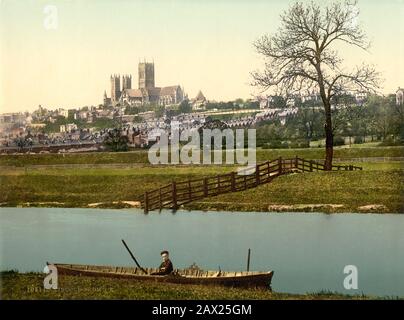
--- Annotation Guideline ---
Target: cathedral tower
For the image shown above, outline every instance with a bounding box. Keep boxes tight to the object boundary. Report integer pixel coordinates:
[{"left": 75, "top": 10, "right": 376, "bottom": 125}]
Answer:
[
  {"left": 138, "top": 61, "right": 155, "bottom": 89},
  {"left": 110, "top": 74, "right": 121, "bottom": 104},
  {"left": 122, "top": 75, "right": 132, "bottom": 90}
]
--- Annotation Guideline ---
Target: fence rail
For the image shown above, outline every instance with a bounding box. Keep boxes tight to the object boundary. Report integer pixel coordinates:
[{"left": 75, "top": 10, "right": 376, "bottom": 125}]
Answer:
[{"left": 142, "top": 157, "right": 362, "bottom": 213}]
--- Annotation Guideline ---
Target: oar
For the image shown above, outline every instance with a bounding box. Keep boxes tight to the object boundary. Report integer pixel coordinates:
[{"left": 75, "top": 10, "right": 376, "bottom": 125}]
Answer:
[{"left": 121, "top": 239, "right": 148, "bottom": 274}]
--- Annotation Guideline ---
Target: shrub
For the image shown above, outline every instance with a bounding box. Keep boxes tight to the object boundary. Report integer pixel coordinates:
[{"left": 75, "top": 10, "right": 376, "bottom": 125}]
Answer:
[
  {"left": 353, "top": 136, "right": 364, "bottom": 144},
  {"left": 267, "top": 140, "right": 289, "bottom": 149},
  {"left": 103, "top": 128, "right": 130, "bottom": 152},
  {"left": 289, "top": 140, "right": 310, "bottom": 148},
  {"left": 333, "top": 136, "right": 345, "bottom": 146},
  {"left": 378, "top": 138, "right": 404, "bottom": 146}
]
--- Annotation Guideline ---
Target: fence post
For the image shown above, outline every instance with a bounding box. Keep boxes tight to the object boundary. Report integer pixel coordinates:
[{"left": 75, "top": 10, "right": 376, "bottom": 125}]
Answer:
[
  {"left": 144, "top": 191, "right": 149, "bottom": 213},
  {"left": 310, "top": 160, "right": 313, "bottom": 172},
  {"left": 255, "top": 164, "right": 260, "bottom": 186},
  {"left": 278, "top": 157, "right": 283, "bottom": 174},
  {"left": 159, "top": 188, "right": 162, "bottom": 210},
  {"left": 188, "top": 180, "right": 192, "bottom": 201},
  {"left": 295, "top": 155, "right": 298, "bottom": 169},
  {"left": 203, "top": 178, "right": 208, "bottom": 197},
  {"left": 247, "top": 248, "right": 251, "bottom": 272},
  {"left": 172, "top": 182, "right": 177, "bottom": 210},
  {"left": 231, "top": 172, "right": 236, "bottom": 191}
]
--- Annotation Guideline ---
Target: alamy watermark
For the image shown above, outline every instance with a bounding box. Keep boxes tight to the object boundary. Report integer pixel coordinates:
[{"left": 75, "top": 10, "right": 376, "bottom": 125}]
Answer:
[
  {"left": 148, "top": 128, "right": 256, "bottom": 174},
  {"left": 43, "top": 5, "right": 58, "bottom": 30},
  {"left": 343, "top": 265, "right": 358, "bottom": 290}
]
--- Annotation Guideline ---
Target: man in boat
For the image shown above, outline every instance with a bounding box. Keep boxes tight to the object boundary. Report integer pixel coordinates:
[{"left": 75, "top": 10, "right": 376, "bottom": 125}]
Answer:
[{"left": 151, "top": 250, "right": 174, "bottom": 275}]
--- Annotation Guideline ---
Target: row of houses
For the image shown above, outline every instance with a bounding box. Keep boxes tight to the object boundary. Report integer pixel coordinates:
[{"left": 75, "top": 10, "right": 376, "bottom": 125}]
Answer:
[{"left": 257, "top": 91, "right": 374, "bottom": 109}]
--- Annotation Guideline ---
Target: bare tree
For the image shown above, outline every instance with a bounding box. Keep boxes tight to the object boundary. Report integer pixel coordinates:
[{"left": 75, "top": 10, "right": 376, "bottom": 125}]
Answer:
[{"left": 252, "top": 1, "right": 380, "bottom": 169}]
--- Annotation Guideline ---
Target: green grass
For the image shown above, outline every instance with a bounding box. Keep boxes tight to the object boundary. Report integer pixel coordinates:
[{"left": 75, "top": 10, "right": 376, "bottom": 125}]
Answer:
[
  {"left": 1, "top": 147, "right": 402, "bottom": 213},
  {"left": 309, "top": 140, "right": 385, "bottom": 148},
  {"left": 1, "top": 146, "right": 403, "bottom": 167},
  {"left": 339, "top": 142, "right": 383, "bottom": 148},
  {"left": 0, "top": 162, "right": 402, "bottom": 213},
  {"left": 186, "top": 169, "right": 403, "bottom": 213},
  {"left": 0, "top": 166, "right": 233, "bottom": 208},
  {"left": 0, "top": 272, "right": 379, "bottom": 300},
  {"left": 336, "top": 162, "right": 404, "bottom": 171}
]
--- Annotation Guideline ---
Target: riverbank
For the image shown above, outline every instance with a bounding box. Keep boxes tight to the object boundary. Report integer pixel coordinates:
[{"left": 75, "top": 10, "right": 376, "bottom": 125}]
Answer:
[
  {"left": 0, "top": 161, "right": 402, "bottom": 213},
  {"left": 0, "top": 272, "right": 381, "bottom": 300}
]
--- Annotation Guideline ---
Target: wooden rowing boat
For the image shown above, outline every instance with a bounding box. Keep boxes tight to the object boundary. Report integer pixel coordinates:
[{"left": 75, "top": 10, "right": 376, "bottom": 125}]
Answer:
[{"left": 50, "top": 263, "right": 274, "bottom": 289}]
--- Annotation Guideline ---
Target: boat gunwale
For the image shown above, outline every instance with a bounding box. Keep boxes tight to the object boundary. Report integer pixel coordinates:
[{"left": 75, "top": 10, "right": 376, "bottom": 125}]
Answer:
[{"left": 51, "top": 263, "right": 274, "bottom": 280}]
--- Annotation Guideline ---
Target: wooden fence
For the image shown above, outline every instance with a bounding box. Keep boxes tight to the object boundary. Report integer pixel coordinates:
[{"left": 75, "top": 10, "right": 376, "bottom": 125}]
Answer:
[{"left": 142, "top": 157, "right": 362, "bottom": 213}]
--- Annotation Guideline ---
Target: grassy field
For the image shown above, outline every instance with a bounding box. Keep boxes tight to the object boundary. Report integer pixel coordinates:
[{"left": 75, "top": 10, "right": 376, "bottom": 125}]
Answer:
[
  {"left": 0, "top": 161, "right": 402, "bottom": 213},
  {"left": 0, "top": 272, "right": 378, "bottom": 300},
  {"left": 309, "top": 140, "right": 386, "bottom": 148},
  {"left": 1, "top": 146, "right": 403, "bottom": 166},
  {"left": 0, "top": 146, "right": 402, "bottom": 213}
]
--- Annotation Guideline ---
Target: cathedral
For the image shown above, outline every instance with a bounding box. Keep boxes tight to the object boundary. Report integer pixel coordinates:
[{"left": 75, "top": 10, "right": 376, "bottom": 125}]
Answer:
[{"left": 104, "top": 61, "right": 185, "bottom": 107}]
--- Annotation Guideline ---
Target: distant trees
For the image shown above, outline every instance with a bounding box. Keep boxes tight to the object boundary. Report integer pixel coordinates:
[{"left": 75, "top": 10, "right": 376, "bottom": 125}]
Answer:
[
  {"left": 103, "top": 128, "right": 130, "bottom": 152},
  {"left": 321, "top": 94, "right": 403, "bottom": 145},
  {"left": 152, "top": 104, "right": 166, "bottom": 118},
  {"left": 43, "top": 116, "right": 69, "bottom": 133},
  {"left": 205, "top": 101, "right": 234, "bottom": 110},
  {"left": 205, "top": 99, "right": 259, "bottom": 111},
  {"left": 14, "top": 136, "right": 33, "bottom": 152},
  {"left": 253, "top": 92, "right": 403, "bottom": 148},
  {"left": 391, "top": 98, "right": 404, "bottom": 141},
  {"left": 178, "top": 100, "right": 192, "bottom": 114},
  {"left": 289, "top": 106, "right": 323, "bottom": 143},
  {"left": 269, "top": 96, "right": 287, "bottom": 109},
  {"left": 365, "top": 95, "right": 403, "bottom": 142},
  {"left": 124, "top": 105, "right": 143, "bottom": 115},
  {"left": 256, "top": 121, "right": 284, "bottom": 147},
  {"left": 15, "top": 137, "right": 26, "bottom": 152}
]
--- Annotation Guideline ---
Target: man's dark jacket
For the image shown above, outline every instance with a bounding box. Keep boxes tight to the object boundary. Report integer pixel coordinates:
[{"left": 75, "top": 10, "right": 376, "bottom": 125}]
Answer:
[{"left": 153, "top": 259, "right": 173, "bottom": 275}]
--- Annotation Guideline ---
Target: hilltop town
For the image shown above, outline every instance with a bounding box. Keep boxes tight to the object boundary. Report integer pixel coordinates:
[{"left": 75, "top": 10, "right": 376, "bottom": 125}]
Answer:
[{"left": 0, "top": 61, "right": 403, "bottom": 154}]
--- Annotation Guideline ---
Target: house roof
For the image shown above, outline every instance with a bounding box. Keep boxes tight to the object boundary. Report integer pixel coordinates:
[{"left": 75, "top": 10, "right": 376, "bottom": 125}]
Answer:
[{"left": 195, "top": 90, "right": 206, "bottom": 101}]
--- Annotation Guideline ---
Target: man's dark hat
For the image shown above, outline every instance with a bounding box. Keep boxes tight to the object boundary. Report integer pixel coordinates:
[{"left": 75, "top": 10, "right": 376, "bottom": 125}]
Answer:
[{"left": 160, "top": 250, "right": 169, "bottom": 255}]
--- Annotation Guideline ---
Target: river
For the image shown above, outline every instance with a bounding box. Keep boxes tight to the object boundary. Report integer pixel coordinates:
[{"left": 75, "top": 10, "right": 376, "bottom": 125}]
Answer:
[{"left": 0, "top": 207, "right": 403, "bottom": 297}]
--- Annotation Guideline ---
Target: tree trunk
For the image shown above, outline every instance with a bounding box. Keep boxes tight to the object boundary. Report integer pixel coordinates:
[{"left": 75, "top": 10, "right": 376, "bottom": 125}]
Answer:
[
  {"left": 324, "top": 106, "right": 334, "bottom": 170},
  {"left": 315, "top": 60, "right": 333, "bottom": 171}
]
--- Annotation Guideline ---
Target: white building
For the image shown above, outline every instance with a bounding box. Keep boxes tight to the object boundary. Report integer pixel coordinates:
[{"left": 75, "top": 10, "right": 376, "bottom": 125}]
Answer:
[
  {"left": 301, "top": 91, "right": 320, "bottom": 103},
  {"left": 58, "top": 108, "right": 69, "bottom": 118},
  {"left": 257, "top": 96, "right": 268, "bottom": 109},
  {"left": 355, "top": 92, "right": 368, "bottom": 103},
  {"left": 60, "top": 123, "right": 78, "bottom": 133},
  {"left": 396, "top": 88, "right": 404, "bottom": 105},
  {"left": 191, "top": 90, "right": 207, "bottom": 110}
]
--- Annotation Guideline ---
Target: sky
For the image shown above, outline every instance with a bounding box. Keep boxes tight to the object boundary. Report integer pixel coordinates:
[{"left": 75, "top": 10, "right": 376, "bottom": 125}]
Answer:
[{"left": 0, "top": 0, "right": 403, "bottom": 113}]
